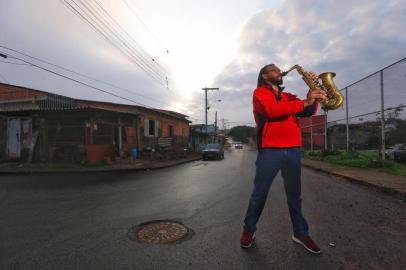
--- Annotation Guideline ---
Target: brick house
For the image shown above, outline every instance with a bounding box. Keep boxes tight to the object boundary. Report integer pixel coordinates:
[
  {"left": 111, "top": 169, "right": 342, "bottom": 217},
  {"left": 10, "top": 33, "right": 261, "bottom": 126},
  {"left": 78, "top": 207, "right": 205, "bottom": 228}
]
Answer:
[{"left": 0, "top": 83, "right": 190, "bottom": 163}]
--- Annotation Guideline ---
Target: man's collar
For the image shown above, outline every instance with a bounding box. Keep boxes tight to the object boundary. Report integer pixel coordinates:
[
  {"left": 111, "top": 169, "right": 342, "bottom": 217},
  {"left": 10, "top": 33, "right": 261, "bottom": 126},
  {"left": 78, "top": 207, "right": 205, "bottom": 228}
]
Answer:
[{"left": 263, "top": 84, "right": 285, "bottom": 92}]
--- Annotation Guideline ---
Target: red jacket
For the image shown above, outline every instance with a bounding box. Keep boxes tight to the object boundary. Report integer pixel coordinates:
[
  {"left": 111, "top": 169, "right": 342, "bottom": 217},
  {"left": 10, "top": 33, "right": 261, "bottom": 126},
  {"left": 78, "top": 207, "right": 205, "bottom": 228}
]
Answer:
[{"left": 253, "top": 85, "right": 318, "bottom": 149}]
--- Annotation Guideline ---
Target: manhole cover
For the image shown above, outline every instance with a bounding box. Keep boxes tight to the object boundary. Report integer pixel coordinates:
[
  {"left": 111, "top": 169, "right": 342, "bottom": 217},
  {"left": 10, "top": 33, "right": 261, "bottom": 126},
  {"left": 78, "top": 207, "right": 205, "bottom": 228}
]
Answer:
[{"left": 136, "top": 221, "right": 189, "bottom": 244}]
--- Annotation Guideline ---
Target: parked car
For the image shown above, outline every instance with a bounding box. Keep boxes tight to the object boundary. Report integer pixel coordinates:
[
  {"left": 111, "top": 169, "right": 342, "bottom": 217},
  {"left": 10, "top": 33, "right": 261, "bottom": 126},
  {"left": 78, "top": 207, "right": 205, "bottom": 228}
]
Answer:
[
  {"left": 385, "top": 144, "right": 405, "bottom": 160},
  {"left": 393, "top": 145, "right": 406, "bottom": 163},
  {"left": 202, "top": 143, "right": 224, "bottom": 160}
]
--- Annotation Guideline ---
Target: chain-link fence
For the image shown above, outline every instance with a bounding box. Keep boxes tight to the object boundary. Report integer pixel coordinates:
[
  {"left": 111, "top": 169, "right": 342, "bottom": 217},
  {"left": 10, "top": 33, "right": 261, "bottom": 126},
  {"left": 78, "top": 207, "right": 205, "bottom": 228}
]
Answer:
[{"left": 301, "top": 57, "right": 406, "bottom": 161}]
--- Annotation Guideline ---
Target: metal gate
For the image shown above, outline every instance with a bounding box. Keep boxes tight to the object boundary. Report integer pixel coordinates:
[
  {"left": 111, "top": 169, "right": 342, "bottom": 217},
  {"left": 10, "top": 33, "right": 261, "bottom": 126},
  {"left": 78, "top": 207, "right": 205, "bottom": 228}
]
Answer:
[{"left": 7, "top": 117, "right": 21, "bottom": 158}]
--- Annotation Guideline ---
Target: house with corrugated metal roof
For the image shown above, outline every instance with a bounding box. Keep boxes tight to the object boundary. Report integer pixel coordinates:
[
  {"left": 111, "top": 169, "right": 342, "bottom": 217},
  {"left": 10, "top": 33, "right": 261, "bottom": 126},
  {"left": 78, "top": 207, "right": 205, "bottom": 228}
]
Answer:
[{"left": 0, "top": 83, "right": 191, "bottom": 164}]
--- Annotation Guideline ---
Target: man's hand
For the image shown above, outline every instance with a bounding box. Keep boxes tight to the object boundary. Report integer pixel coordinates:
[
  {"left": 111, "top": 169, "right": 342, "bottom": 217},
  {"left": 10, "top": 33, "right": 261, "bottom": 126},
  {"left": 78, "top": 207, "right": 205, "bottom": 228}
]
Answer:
[{"left": 304, "top": 89, "right": 327, "bottom": 107}]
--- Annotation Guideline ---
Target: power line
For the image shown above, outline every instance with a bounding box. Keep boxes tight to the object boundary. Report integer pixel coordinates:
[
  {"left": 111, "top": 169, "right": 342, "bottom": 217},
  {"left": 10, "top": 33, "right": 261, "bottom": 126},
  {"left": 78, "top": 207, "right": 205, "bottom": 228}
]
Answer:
[
  {"left": 61, "top": 0, "right": 158, "bottom": 83},
  {"left": 81, "top": 0, "right": 165, "bottom": 78},
  {"left": 1, "top": 51, "right": 184, "bottom": 121},
  {"left": 0, "top": 45, "right": 169, "bottom": 107},
  {"left": 89, "top": 0, "right": 172, "bottom": 92},
  {"left": 63, "top": 0, "right": 175, "bottom": 93},
  {"left": 82, "top": 0, "right": 166, "bottom": 80},
  {"left": 0, "top": 59, "right": 30, "bottom": 66},
  {"left": 188, "top": 117, "right": 205, "bottom": 122},
  {"left": 67, "top": 0, "right": 163, "bottom": 83},
  {"left": 92, "top": 0, "right": 167, "bottom": 73},
  {"left": 1, "top": 51, "right": 158, "bottom": 109},
  {"left": 225, "top": 121, "right": 256, "bottom": 126},
  {"left": 60, "top": 0, "right": 168, "bottom": 87},
  {"left": 121, "top": 0, "right": 170, "bottom": 54}
]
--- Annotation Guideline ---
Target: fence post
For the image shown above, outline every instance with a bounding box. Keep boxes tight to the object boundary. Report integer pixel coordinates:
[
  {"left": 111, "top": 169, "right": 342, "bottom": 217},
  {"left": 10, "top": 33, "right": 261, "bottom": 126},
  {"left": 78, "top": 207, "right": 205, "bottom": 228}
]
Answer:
[
  {"left": 310, "top": 116, "right": 313, "bottom": 152},
  {"left": 324, "top": 110, "right": 327, "bottom": 151},
  {"left": 345, "top": 87, "right": 349, "bottom": 152},
  {"left": 380, "top": 70, "right": 385, "bottom": 161}
]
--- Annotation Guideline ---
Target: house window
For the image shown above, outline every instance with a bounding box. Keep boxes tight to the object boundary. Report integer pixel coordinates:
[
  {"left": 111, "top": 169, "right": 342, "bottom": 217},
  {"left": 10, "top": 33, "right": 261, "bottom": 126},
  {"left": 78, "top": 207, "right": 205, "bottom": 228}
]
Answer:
[
  {"left": 144, "top": 118, "right": 159, "bottom": 137},
  {"left": 149, "top": 119, "right": 155, "bottom": 136},
  {"left": 169, "top": 125, "right": 174, "bottom": 137},
  {"left": 182, "top": 128, "right": 186, "bottom": 143}
]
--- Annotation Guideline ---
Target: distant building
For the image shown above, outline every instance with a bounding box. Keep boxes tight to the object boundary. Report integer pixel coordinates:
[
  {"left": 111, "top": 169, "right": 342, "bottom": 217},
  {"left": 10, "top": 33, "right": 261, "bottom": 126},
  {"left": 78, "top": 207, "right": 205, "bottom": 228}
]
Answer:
[
  {"left": 189, "top": 124, "right": 223, "bottom": 152},
  {"left": 0, "top": 83, "right": 190, "bottom": 163}
]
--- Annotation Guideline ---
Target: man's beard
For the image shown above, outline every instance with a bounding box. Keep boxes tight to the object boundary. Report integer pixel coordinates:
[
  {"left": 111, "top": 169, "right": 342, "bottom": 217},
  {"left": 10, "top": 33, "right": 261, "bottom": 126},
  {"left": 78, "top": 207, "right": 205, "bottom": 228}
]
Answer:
[{"left": 270, "top": 77, "right": 283, "bottom": 85}]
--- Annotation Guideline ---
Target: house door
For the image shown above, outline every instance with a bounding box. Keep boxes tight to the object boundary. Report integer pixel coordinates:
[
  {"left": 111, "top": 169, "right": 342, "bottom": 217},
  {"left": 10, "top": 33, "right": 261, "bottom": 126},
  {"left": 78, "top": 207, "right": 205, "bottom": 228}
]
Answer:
[{"left": 7, "top": 118, "right": 21, "bottom": 158}]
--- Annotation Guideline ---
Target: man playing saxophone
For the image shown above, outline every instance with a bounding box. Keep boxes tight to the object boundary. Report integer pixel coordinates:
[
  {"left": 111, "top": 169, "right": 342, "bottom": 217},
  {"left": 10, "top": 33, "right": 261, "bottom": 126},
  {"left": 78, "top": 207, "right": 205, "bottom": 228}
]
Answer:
[{"left": 240, "top": 63, "right": 326, "bottom": 254}]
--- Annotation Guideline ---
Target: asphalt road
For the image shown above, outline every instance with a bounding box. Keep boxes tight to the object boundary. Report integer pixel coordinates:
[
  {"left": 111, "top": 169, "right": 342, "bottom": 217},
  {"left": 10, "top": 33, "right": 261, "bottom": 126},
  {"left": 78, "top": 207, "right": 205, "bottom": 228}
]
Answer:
[{"left": 1, "top": 147, "right": 405, "bottom": 270}]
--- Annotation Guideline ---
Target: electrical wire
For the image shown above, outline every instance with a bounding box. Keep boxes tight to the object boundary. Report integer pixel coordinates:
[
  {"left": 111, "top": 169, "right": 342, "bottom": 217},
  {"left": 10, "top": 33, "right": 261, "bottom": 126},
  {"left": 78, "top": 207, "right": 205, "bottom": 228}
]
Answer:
[
  {"left": 66, "top": 0, "right": 163, "bottom": 84},
  {"left": 92, "top": 0, "right": 166, "bottom": 72},
  {"left": 79, "top": 0, "right": 165, "bottom": 79},
  {"left": 60, "top": 0, "right": 168, "bottom": 87},
  {"left": 121, "top": 0, "right": 170, "bottom": 54},
  {"left": 89, "top": 0, "right": 173, "bottom": 92},
  {"left": 0, "top": 45, "right": 169, "bottom": 107},
  {"left": 0, "top": 59, "right": 31, "bottom": 66},
  {"left": 61, "top": 0, "right": 159, "bottom": 83},
  {"left": 1, "top": 51, "right": 156, "bottom": 108}
]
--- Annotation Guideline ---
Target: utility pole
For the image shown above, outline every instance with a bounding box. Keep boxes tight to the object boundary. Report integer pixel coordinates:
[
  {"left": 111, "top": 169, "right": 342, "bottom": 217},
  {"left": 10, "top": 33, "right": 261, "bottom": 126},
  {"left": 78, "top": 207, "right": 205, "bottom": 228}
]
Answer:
[
  {"left": 214, "top": 111, "right": 218, "bottom": 135},
  {"left": 202, "top": 87, "right": 219, "bottom": 141},
  {"left": 307, "top": 115, "right": 312, "bottom": 152},
  {"left": 221, "top": 118, "right": 228, "bottom": 132},
  {"left": 324, "top": 109, "right": 328, "bottom": 151},
  {"left": 380, "top": 70, "right": 385, "bottom": 161}
]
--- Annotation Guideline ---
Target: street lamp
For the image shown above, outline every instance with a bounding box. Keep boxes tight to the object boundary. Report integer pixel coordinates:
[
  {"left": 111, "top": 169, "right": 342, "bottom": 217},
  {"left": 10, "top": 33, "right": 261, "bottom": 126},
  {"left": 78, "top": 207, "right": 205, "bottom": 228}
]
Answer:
[{"left": 0, "top": 53, "right": 7, "bottom": 59}]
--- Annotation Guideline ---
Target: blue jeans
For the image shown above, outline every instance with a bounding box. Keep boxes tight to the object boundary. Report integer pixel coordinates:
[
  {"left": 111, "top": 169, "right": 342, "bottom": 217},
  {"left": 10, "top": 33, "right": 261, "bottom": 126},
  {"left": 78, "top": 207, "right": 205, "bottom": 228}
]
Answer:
[{"left": 243, "top": 148, "right": 309, "bottom": 236}]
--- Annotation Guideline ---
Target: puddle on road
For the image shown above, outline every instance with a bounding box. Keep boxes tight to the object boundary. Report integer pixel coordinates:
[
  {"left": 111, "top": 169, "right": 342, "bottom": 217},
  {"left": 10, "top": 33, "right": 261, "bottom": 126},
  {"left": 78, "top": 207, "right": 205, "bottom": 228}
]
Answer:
[{"left": 191, "top": 162, "right": 209, "bottom": 168}]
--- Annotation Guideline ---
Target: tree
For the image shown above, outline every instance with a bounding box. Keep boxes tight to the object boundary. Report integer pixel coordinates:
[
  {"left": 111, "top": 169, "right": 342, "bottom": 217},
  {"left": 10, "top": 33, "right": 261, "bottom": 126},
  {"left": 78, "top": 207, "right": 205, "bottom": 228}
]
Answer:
[{"left": 228, "top": 125, "right": 256, "bottom": 143}]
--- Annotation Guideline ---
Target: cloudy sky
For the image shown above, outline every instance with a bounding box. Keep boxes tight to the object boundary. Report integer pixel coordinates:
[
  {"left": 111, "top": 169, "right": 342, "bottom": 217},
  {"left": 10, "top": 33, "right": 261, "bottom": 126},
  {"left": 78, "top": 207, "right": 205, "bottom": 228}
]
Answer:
[{"left": 1, "top": 0, "right": 405, "bottom": 127}]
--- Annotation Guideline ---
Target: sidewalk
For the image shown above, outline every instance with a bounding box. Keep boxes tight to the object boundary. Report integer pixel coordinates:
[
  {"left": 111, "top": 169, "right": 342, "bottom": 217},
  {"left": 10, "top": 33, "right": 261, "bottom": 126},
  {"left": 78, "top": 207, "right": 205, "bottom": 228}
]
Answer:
[
  {"left": 0, "top": 155, "right": 202, "bottom": 175},
  {"left": 302, "top": 158, "right": 406, "bottom": 196}
]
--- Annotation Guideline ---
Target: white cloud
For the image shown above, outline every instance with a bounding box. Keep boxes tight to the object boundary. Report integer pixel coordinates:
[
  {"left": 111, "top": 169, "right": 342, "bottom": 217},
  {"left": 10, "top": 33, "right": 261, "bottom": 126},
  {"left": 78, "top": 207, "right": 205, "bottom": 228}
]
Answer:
[
  {"left": 188, "top": 0, "right": 406, "bottom": 126},
  {"left": 1, "top": 0, "right": 405, "bottom": 126},
  {"left": 0, "top": 0, "right": 280, "bottom": 116}
]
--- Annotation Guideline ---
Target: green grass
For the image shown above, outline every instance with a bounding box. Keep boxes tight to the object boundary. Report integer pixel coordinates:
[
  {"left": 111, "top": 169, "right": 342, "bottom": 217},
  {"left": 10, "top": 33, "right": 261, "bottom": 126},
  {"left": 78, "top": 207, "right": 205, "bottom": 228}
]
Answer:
[{"left": 303, "top": 149, "right": 406, "bottom": 177}]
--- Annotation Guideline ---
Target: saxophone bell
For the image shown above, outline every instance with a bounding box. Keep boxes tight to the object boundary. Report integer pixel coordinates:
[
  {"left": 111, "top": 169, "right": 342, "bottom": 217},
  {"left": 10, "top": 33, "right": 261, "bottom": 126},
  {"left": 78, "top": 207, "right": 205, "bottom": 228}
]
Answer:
[{"left": 281, "top": 64, "right": 344, "bottom": 110}]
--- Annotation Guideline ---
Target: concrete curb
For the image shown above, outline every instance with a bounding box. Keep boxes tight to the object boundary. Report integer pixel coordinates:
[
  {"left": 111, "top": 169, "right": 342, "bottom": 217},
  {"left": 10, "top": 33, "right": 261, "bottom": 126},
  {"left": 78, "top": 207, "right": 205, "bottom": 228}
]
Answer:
[
  {"left": 302, "top": 162, "right": 406, "bottom": 197},
  {"left": 0, "top": 156, "right": 202, "bottom": 175}
]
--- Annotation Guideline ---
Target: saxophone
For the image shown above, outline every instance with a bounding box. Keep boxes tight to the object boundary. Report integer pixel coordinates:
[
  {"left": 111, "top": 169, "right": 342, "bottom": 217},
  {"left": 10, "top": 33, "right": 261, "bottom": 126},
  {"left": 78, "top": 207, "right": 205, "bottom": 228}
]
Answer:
[{"left": 281, "top": 64, "right": 344, "bottom": 110}]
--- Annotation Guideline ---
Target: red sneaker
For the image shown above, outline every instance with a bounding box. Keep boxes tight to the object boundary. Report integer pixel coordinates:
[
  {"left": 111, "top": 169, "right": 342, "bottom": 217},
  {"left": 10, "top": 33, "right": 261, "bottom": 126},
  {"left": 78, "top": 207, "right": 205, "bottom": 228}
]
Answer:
[
  {"left": 240, "top": 231, "right": 256, "bottom": 249},
  {"left": 292, "top": 235, "right": 321, "bottom": 254}
]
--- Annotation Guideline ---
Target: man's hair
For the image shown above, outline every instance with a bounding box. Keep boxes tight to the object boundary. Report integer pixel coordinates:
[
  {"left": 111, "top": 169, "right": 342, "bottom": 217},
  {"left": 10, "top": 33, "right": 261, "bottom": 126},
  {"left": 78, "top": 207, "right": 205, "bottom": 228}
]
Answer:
[
  {"left": 257, "top": 64, "right": 277, "bottom": 87},
  {"left": 257, "top": 63, "right": 283, "bottom": 101}
]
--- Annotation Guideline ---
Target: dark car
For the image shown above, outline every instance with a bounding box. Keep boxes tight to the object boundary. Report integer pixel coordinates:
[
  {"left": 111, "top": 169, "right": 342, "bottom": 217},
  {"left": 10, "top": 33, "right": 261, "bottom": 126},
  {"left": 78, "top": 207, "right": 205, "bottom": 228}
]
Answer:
[{"left": 202, "top": 143, "right": 224, "bottom": 160}]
